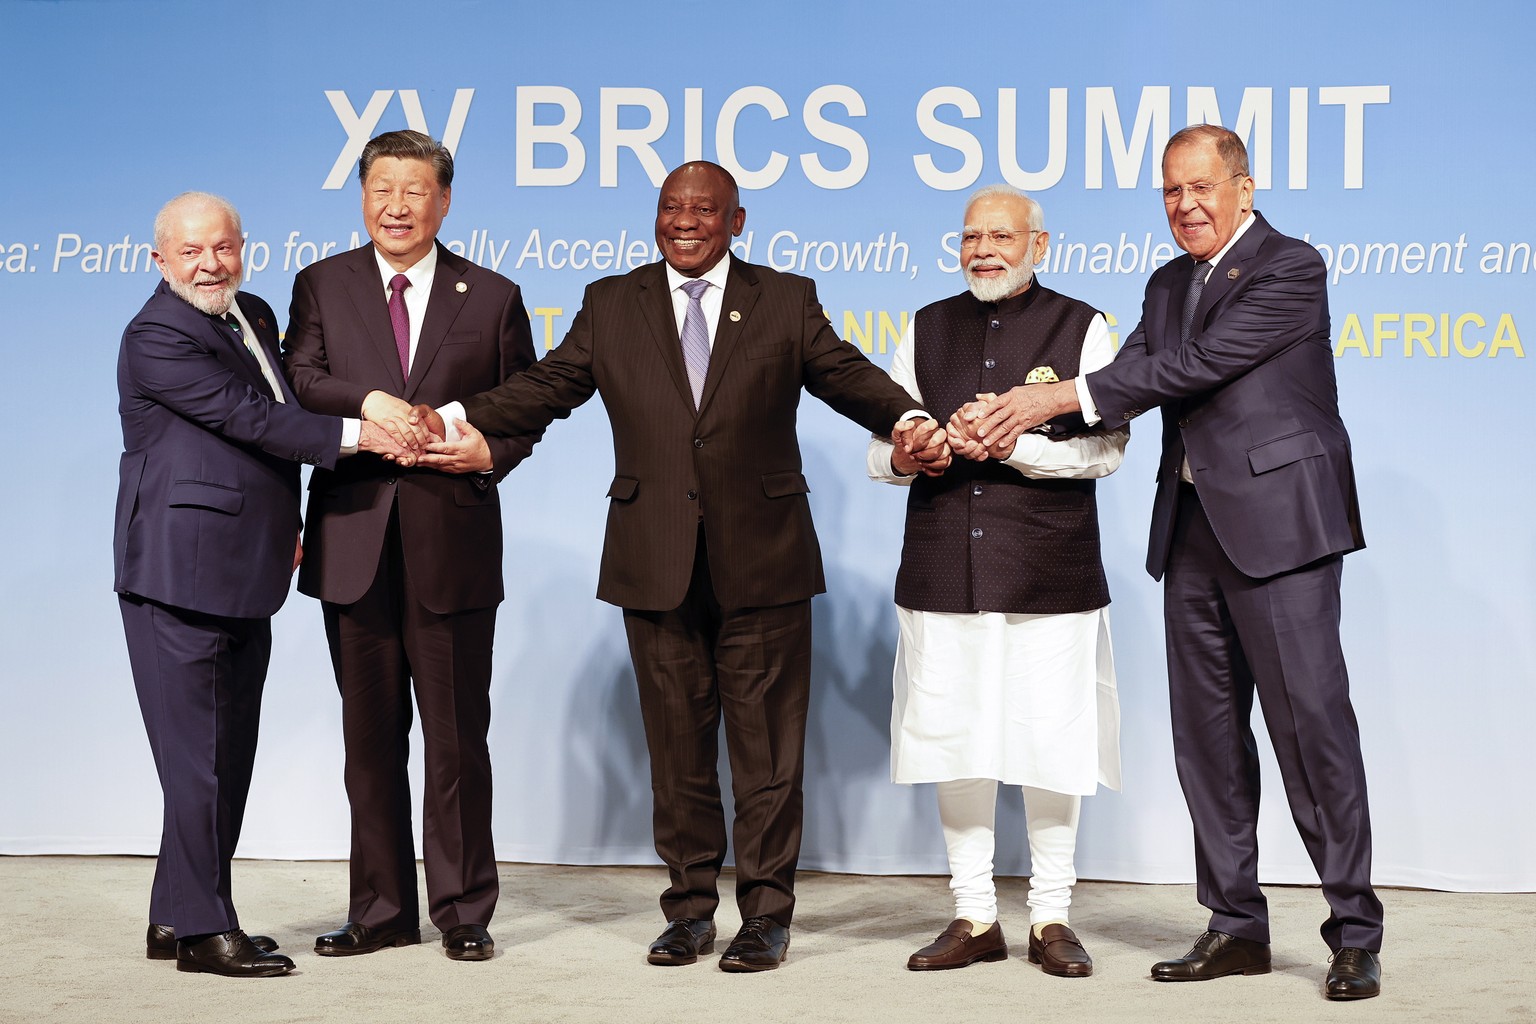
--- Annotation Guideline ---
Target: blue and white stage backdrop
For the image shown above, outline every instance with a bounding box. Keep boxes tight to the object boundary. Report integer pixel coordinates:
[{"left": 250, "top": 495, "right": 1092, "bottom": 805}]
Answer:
[{"left": 2, "top": 0, "right": 1530, "bottom": 892}]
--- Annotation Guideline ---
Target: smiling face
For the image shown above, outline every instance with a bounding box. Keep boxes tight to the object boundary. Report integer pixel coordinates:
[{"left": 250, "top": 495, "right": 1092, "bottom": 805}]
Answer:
[
  {"left": 363, "top": 155, "right": 451, "bottom": 271},
  {"left": 1162, "top": 138, "right": 1253, "bottom": 261},
  {"left": 152, "top": 198, "right": 243, "bottom": 316},
  {"left": 960, "top": 193, "right": 1047, "bottom": 302},
  {"left": 654, "top": 162, "right": 745, "bottom": 278}
]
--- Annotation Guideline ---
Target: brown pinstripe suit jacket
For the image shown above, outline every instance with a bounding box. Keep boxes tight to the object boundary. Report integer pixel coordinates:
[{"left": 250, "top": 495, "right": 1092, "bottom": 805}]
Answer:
[{"left": 463, "top": 257, "right": 915, "bottom": 611}]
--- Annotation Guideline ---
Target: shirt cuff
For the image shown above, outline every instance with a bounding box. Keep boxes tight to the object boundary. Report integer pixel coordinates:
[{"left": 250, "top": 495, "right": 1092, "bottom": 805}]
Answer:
[
  {"left": 438, "top": 401, "right": 466, "bottom": 442},
  {"left": 1074, "top": 377, "right": 1101, "bottom": 426},
  {"left": 340, "top": 417, "right": 361, "bottom": 454}
]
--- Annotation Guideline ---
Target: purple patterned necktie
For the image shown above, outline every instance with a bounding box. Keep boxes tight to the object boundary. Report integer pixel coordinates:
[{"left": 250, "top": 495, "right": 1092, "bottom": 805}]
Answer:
[
  {"left": 679, "top": 278, "right": 711, "bottom": 408},
  {"left": 389, "top": 273, "right": 411, "bottom": 376}
]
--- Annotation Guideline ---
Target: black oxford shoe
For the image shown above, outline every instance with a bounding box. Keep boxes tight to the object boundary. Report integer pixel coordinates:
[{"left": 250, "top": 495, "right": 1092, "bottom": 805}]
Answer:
[
  {"left": 1325, "top": 947, "right": 1381, "bottom": 1000},
  {"left": 147, "top": 924, "right": 277, "bottom": 960},
  {"left": 176, "top": 930, "right": 295, "bottom": 977},
  {"left": 314, "top": 921, "right": 421, "bottom": 956},
  {"left": 648, "top": 918, "right": 717, "bottom": 966},
  {"left": 1151, "top": 930, "right": 1271, "bottom": 981},
  {"left": 443, "top": 923, "right": 494, "bottom": 961},
  {"left": 719, "top": 916, "right": 790, "bottom": 973}
]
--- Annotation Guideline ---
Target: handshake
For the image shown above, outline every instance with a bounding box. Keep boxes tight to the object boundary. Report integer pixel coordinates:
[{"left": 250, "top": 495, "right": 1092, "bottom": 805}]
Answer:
[
  {"left": 889, "top": 388, "right": 1044, "bottom": 478},
  {"left": 356, "top": 392, "right": 488, "bottom": 474}
]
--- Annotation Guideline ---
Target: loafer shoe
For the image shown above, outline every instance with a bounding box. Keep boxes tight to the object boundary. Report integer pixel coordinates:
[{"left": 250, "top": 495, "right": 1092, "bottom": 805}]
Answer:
[
  {"left": 1028, "top": 923, "right": 1092, "bottom": 977},
  {"left": 314, "top": 921, "right": 421, "bottom": 957},
  {"left": 648, "top": 918, "right": 716, "bottom": 966},
  {"left": 906, "top": 919, "right": 1007, "bottom": 970},
  {"left": 1152, "top": 930, "right": 1271, "bottom": 981}
]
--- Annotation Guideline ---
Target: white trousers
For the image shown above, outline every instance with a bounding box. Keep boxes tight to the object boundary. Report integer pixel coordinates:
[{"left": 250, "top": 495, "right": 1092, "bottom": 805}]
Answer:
[{"left": 937, "top": 778, "right": 1081, "bottom": 927}]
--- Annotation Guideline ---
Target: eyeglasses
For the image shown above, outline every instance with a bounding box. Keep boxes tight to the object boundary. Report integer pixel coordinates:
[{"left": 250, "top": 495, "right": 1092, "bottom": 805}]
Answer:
[
  {"left": 1160, "top": 173, "right": 1243, "bottom": 203},
  {"left": 959, "top": 229, "right": 1036, "bottom": 248}
]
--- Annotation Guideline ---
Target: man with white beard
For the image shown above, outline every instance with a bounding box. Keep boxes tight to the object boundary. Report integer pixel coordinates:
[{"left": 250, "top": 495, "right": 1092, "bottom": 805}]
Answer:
[
  {"left": 868, "top": 184, "right": 1126, "bottom": 977},
  {"left": 114, "top": 192, "right": 408, "bottom": 977}
]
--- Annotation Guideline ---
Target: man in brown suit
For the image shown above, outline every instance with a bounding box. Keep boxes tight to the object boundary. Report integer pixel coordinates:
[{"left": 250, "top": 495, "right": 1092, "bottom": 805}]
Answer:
[
  {"left": 283, "top": 130, "right": 540, "bottom": 962},
  {"left": 418, "top": 161, "right": 947, "bottom": 971}
]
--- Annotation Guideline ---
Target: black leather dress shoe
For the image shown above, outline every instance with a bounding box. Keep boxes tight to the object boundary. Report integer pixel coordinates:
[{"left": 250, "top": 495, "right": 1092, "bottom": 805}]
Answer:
[
  {"left": 442, "top": 923, "right": 494, "bottom": 962},
  {"left": 147, "top": 924, "right": 277, "bottom": 960},
  {"left": 719, "top": 916, "right": 790, "bottom": 973},
  {"left": 648, "top": 918, "right": 716, "bottom": 966},
  {"left": 1151, "top": 930, "right": 1271, "bottom": 981},
  {"left": 176, "top": 930, "right": 295, "bottom": 977},
  {"left": 1028, "top": 923, "right": 1093, "bottom": 978},
  {"left": 314, "top": 921, "right": 422, "bottom": 957},
  {"left": 1325, "top": 947, "right": 1381, "bottom": 1000},
  {"left": 906, "top": 919, "right": 1007, "bottom": 970}
]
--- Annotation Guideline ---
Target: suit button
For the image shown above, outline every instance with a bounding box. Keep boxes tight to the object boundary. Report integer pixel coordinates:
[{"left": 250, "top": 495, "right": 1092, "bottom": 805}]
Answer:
[
  {"left": 990, "top": 319, "right": 1000, "bottom": 329},
  {"left": 973, "top": 485, "right": 983, "bottom": 496},
  {"left": 686, "top": 489, "right": 698, "bottom": 501},
  {"left": 1178, "top": 417, "right": 1191, "bottom": 427},
  {"left": 970, "top": 527, "right": 984, "bottom": 539},
  {"left": 984, "top": 358, "right": 996, "bottom": 369},
  {"left": 385, "top": 477, "right": 396, "bottom": 485},
  {"left": 693, "top": 438, "right": 704, "bottom": 448}
]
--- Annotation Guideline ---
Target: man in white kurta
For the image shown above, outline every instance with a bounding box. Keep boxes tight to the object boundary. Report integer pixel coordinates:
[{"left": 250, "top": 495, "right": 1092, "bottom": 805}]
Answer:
[{"left": 869, "top": 185, "right": 1125, "bottom": 977}]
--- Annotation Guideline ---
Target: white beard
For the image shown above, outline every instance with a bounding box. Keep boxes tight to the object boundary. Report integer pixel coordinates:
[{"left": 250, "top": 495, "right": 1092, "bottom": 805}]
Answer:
[
  {"left": 964, "top": 258, "right": 1034, "bottom": 303},
  {"left": 170, "top": 275, "right": 240, "bottom": 316}
]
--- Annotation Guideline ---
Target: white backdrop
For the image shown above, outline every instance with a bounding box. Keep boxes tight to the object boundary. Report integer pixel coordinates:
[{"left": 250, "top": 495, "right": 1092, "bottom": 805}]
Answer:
[{"left": 1, "top": 0, "right": 1532, "bottom": 893}]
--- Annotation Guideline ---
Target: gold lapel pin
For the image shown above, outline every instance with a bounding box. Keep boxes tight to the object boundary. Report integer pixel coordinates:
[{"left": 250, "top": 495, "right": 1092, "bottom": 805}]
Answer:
[
  {"left": 729, "top": 310, "right": 741, "bottom": 322},
  {"left": 257, "top": 318, "right": 269, "bottom": 328},
  {"left": 456, "top": 281, "right": 468, "bottom": 293},
  {"left": 1227, "top": 268, "right": 1240, "bottom": 280}
]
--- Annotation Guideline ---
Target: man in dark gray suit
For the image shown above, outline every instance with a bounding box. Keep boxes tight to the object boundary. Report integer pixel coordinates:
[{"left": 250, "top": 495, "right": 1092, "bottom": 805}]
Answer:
[
  {"left": 954, "top": 125, "right": 1383, "bottom": 1000},
  {"left": 417, "top": 161, "right": 946, "bottom": 972}
]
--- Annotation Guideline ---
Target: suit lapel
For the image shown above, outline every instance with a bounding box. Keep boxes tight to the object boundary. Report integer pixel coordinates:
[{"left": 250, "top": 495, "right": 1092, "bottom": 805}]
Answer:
[
  {"left": 698, "top": 260, "right": 759, "bottom": 414},
  {"left": 638, "top": 264, "right": 697, "bottom": 412},
  {"left": 230, "top": 295, "right": 284, "bottom": 401},
  {"left": 340, "top": 246, "right": 406, "bottom": 391},
  {"left": 407, "top": 244, "right": 470, "bottom": 401},
  {"left": 1193, "top": 212, "right": 1274, "bottom": 334}
]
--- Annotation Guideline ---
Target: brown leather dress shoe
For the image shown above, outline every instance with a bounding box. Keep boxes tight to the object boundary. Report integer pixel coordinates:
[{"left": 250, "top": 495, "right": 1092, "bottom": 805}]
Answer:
[
  {"left": 647, "top": 918, "right": 716, "bottom": 966},
  {"left": 718, "top": 916, "right": 789, "bottom": 972},
  {"left": 314, "top": 921, "right": 422, "bottom": 956},
  {"left": 176, "top": 930, "right": 295, "bottom": 977},
  {"left": 1151, "top": 930, "right": 1271, "bottom": 981},
  {"left": 147, "top": 924, "right": 277, "bottom": 960},
  {"left": 1028, "top": 923, "right": 1092, "bottom": 977},
  {"left": 1325, "top": 947, "right": 1381, "bottom": 1000},
  {"left": 442, "top": 923, "right": 494, "bottom": 961},
  {"left": 906, "top": 919, "right": 1008, "bottom": 971}
]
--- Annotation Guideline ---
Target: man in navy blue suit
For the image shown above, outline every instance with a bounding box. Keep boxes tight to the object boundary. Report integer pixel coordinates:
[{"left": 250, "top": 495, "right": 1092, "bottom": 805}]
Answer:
[
  {"left": 953, "top": 125, "right": 1383, "bottom": 1001},
  {"left": 114, "top": 192, "right": 408, "bottom": 977}
]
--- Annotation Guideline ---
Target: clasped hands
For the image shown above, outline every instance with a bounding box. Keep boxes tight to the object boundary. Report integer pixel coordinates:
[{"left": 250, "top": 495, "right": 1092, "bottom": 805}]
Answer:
[
  {"left": 946, "top": 381, "right": 1070, "bottom": 461},
  {"left": 357, "top": 391, "right": 490, "bottom": 474}
]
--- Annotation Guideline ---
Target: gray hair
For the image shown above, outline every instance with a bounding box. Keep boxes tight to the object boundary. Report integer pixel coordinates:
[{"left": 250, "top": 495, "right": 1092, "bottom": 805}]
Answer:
[
  {"left": 964, "top": 184, "right": 1044, "bottom": 232},
  {"left": 153, "top": 191, "right": 241, "bottom": 251},
  {"left": 1165, "top": 124, "right": 1250, "bottom": 178}
]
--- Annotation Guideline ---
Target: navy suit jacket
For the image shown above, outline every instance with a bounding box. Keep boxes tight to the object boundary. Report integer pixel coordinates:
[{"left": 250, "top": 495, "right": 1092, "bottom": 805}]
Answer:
[
  {"left": 114, "top": 283, "right": 343, "bottom": 618},
  {"left": 1085, "top": 213, "right": 1364, "bottom": 581},
  {"left": 462, "top": 258, "right": 916, "bottom": 612}
]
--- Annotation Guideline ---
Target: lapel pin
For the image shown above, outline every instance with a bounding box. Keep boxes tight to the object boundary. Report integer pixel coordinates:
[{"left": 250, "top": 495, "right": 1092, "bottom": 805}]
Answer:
[
  {"left": 729, "top": 310, "right": 741, "bottom": 322},
  {"left": 1227, "top": 268, "right": 1240, "bottom": 280},
  {"left": 456, "top": 281, "right": 468, "bottom": 293},
  {"left": 257, "top": 317, "right": 268, "bottom": 328}
]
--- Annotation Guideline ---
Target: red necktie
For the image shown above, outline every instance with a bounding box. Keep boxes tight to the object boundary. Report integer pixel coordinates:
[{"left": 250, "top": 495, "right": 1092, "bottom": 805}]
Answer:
[{"left": 389, "top": 273, "right": 410, "bottom": 376}]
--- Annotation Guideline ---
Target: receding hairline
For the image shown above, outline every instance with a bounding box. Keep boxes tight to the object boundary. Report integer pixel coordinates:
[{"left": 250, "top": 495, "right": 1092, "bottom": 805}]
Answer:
[
  {"left": 153, "top": 191, "right": 242, "bottom": 252},
  {"left": 1163, "top": 124, "right": 1251, "bottom": 178},
  {"left": 660, "top": 161, "right": 741, "bottom": 209},
  {"left": 962, "top": 184, "right": 1044, "bottom": 233}
]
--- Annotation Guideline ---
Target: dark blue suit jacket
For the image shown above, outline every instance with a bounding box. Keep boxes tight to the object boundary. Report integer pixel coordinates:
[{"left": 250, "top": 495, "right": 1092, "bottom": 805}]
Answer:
[
  {"left": 114, "top": 282, "right": 343, "bottom": 618},
  {"left": 1085, "top": 212, "right": 1364, "bottom": 580}
]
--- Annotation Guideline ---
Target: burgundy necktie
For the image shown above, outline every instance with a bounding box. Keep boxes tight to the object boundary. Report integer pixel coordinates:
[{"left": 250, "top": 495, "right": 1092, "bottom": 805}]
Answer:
[{"left": 388, "top": 273, "right": 411, "bottom": 376}]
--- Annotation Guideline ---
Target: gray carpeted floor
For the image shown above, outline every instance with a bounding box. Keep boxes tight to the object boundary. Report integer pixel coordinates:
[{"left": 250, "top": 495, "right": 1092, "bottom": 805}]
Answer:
[{"left": 1, "top": 857, "right": 1530, "bottom": 1023}]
